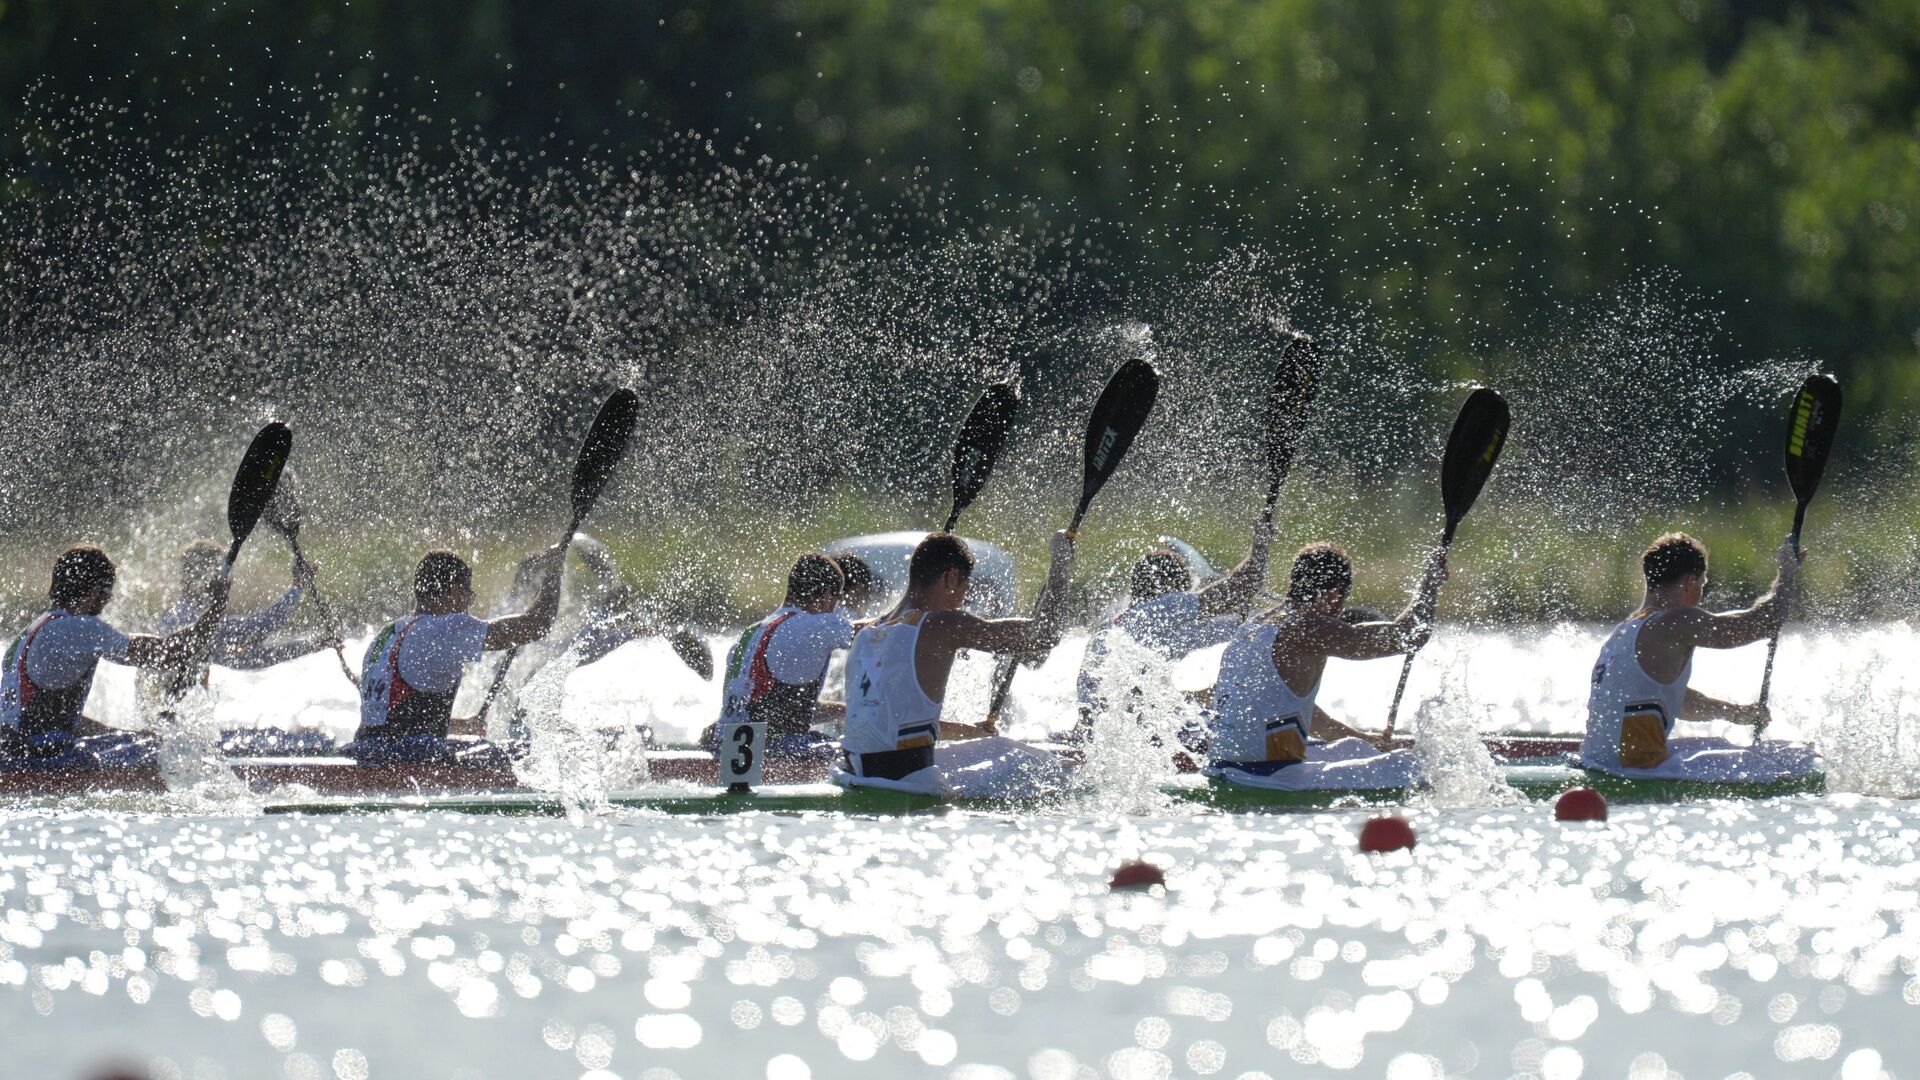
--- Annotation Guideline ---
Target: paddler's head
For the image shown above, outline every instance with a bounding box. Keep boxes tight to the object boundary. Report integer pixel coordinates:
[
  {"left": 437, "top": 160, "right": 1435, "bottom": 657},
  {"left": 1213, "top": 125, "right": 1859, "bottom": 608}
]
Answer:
[
  {"left": 783, "top": 552, "right": 846, "bottom": 615},
  {"left": 1642, "top": 532, "right": 1708, "bottom": 605},
  {"left": 179, "top": 539, "right": 226, "bottom": 594},
  {"left": 414, "top": 550, "right": 475, "bottom": 615},
  {"left": 907, "top": 532, "right": 974, "bottom": 612},
  {"left": 1130, "top": 548, "right": 1192, "bottom": 602},
  {"left": 1287, "top": 542, "right": 1352, "bottom": 615},
  {"left": 828, "top": 551, "right": 875, "bottom": 615},
  {"left": 50, "top": 544, "right": 117, "bottom": 615}
]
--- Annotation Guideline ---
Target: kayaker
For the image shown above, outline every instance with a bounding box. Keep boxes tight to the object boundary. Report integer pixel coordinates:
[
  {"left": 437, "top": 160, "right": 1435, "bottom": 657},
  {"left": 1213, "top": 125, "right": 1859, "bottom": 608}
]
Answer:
[
  {"left": 1583, "top": 533, "right": 1813, "bottom": 782},
  {"left": 0, "top": 544, "right": 228, "bottom": 768},
  {"left": 824, "top": 550, "right": 878, "bottom": 617},
  {"left": 710, "top": 552, "right": 856, "bottom": 763},
  {"left": 838, "top": 530, "right": 1075, "bottom": 797},
  {"left": 1073, "top": 516, "right": 1274, "bottom": 744},
  {"left": 1206, "top": 542, "right": 1447, "bottom": 791},
  {"left": 347, "top": 546, "right": 563, "bottom": 765},
  {"left": 140, "top": 540, "right": 343, "bottom": 747}
]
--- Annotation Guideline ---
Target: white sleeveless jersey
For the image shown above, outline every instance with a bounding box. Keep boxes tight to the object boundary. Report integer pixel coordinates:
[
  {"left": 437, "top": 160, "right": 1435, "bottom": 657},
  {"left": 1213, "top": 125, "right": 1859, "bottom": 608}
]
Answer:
[
  {"left": 1584, "top": 610, "right": 1690, "bottom": 770},
  {"left": 1209, "top": 620, "right": 1318, "bottom": 765},
  {"left": 842, "top": 611, "right": 941, "bottom": 756}
]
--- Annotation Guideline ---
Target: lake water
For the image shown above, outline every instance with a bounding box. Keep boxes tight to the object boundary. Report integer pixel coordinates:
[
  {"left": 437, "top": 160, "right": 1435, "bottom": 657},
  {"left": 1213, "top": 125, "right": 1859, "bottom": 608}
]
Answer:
[{"left": 5, "top": 626, "right": 1919, "bottom": 1078}]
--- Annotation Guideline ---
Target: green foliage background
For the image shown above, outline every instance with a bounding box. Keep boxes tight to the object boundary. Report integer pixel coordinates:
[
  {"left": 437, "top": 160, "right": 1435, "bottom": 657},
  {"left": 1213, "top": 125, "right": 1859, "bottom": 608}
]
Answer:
[
  {"left": 1, "top": 0, "right": 1917, "bottom": 625},
  {"left": 4, "top": 0, "right": 1915, "bottom": 401}
]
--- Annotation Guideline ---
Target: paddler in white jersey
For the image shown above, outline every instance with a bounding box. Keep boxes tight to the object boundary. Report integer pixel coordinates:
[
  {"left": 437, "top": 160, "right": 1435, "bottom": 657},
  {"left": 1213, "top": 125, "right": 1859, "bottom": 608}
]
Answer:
[
  {"left": 711, "top": 552, "right": 857, "bottom": 762},
  {"left": 140, "top": 539, "right": 343, "bottom": 752},
  {"left": 348, "top": 546, "right": 562, "bottom": 765},
  {"left": 840, "top": 530, "right": 1075, "bottom": 798},
  {"left": 1583, "top": 532, "right": 1813, "bottom": 782},
  {"left": 1074, "top": 517, "right": 1274, "bottom": 745},
  {"left": 1, "top": 545, "right": 227, "bottom": 768},
  {"left": 1207, "top": 542, "right": 1446, "bottom": 790}
]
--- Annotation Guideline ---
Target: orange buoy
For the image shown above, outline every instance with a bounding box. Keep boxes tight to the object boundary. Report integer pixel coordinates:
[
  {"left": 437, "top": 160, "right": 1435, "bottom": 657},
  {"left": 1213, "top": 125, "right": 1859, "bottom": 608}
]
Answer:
[
  {"left": 1110, "top": 860, "right": 1166, "bottom": 890},
  {"left": 1555, "top": 787, "right": 1608, "bottom": 821},
  {"left": 1358, "top": 815, "right": 1416, "bottom": 852}
]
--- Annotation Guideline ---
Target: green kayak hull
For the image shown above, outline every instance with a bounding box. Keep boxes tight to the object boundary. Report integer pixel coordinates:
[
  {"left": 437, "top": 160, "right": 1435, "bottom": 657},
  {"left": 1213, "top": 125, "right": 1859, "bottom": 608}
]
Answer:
[{"left": 258, "top": 763, "right": 1825, "bottom": 816}]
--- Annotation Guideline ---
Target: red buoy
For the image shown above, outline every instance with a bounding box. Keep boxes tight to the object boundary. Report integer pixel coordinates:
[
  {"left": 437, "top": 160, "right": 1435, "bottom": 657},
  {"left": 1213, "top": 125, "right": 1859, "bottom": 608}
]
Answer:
[
  {"left": 1555, "top": 787, "right": 1609, "bottom": 822},
  {"left": 1110, "top": 860, "right": 1166, "bottom": 890},
  {"left": 1358, "top": 815, "right": 1416, "bottom": 852}
]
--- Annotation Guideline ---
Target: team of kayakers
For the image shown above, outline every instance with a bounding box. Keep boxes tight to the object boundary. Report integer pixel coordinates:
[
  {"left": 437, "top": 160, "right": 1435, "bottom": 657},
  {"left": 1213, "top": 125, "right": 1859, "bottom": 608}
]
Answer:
[{"left": 0, "top": 384, "right": 1822, "bottom": 797}]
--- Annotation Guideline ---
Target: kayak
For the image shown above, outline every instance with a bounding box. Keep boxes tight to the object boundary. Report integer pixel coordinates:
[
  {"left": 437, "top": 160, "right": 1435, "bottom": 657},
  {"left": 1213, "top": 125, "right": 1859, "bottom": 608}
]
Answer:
[{"left": 0, "top": 735, "right": 1822, "bottom": 811}]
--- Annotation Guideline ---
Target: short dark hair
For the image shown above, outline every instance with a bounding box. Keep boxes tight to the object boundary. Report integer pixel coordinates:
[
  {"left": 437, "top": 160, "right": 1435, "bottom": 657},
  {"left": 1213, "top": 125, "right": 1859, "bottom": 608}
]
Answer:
[
  {"left": 50, "top": 545, "right": 116, "bottom": 608},
  {"left": 1287, "top": 542, "right": 1353, "bottom": 603},
  {"left": 1643, "top": 533, "right": 1708, "bottom": 587},
  {"left": 830, "top": 552, "right": 874, "bottom": 597},
  {"left": 908, "top": 532, "right": 974, "bottom": 590},
  {"left": 414, "top": 550, "right": 473, "bottom": 601},
  {"left": 785, "top": 551, "right": 846, "bottom": 606},
  {"left": 1130, "top": 548, "right": 1191, "bottom": 601}
]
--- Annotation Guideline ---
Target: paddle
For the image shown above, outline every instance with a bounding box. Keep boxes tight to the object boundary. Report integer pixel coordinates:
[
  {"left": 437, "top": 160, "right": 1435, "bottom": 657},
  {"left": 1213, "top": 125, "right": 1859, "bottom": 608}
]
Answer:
[
  {"left": 166, "top": 422, "right": 294, "bottom": 697},
  {"left": 477, "top": 389, "right": 642, "bottom": 722},
  {"left": 1239, "top": 331, "right": 1325, "bottom": 616},
  {"left": 982, "top": 358, "right": 1160, "bottom": 730},
  {"left": 946, "top": 381, "right": 1021, "bottom": 533},
  {"left": 262, "top": 471, "right": 360, "bottom": 688},
  {"left": 1755, "top": 373, "right": 1841, "bottom": 733},
  {"left": 1258, "top": 332, "right": 1324, "bottom": 521},
  {"left": 1381, "top": 388, "right": 1510, "bottom": 739}
]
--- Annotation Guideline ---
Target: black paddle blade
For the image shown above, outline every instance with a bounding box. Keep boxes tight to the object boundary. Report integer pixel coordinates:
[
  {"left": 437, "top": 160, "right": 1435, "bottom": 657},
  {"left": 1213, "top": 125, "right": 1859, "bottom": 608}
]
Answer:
[
  {"left": 1263, "top": 332, "right": 1323, "bottom": 499},
  {"left": 1439, "top": 388, "right": 1510, "bottom": 540},
  {"left": 568, "top": 389, "right": 641, "bottom": 534},
  {"left": 1074, "top": 358, "right": 1160, "bottom": 528},
  {"left": 262, "top": 467, "right": 304, "bottom": 538},
  {"left": 227, "top": 422, "right": 293, "bottom": 556},
  {"left": 948, "top": 381, "right": 1021, "bottom": 529},
  {"left": 1783, "top": 373, "right": 1841, "bottom": 507}
]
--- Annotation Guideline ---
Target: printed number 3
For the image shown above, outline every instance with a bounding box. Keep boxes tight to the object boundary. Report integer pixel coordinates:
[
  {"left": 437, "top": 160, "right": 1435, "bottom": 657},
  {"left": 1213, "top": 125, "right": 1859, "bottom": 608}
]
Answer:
[{"left": 729, "top": 725, "right": 755, "bottom": 775}]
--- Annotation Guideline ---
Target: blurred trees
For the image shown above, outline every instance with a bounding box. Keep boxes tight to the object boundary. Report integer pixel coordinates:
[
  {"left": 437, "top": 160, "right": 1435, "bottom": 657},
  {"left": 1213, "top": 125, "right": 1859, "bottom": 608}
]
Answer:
[{"left": 2, "top": 0, "right": 1916, "bottom": 407}]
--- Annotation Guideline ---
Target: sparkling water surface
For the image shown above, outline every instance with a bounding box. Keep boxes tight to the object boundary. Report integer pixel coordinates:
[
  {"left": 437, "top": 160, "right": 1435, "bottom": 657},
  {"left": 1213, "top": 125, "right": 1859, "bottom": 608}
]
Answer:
[{"left": 5, "top": 627, "right": 1919, "bottom": 1078}]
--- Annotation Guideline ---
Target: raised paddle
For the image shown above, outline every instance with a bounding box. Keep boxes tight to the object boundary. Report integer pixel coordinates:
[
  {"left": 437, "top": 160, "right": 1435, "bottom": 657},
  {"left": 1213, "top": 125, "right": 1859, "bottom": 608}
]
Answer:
[
  {"left": 477, "top": 388, "right": 642, "bottom": 723},
  {"left": 1381, "top": 387, "right": 1510, "bottom": 739},
  {"left": 262, "top": 471, "right": 360, "bottom": 689},
  {"left": 1258, "top": 332, "right": 1324, "bottom": 522},
  {"left": 1755, "top": 373, "right": 1841, "bottom": 733},
  {"left": 982, "top": 358, "right": 1160, "bottom": 730},
  {"left": 1240, "top": 331, "right": 1324, "bottom": 616},
  {"left": 166, "top": 422, "right": 295, "bottom": 696},
  {"left": 946, "top": 381, "right": 1021, "bottom": 533}
]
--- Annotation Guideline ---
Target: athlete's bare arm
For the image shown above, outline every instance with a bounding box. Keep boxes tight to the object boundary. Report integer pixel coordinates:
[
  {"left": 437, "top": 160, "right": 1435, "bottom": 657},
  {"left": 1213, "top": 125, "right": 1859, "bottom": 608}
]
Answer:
[
  {"left": 483, "top": 545, "right": 566, "bottom": 650},
  {"left": 1680, "top": 687, "right": 1769, "bottom": 727},
  {"left": 1307, "top": 704, "right": 1410, "bottom": 751},
  {"left": 1282, "top": 548, "right": 1449, "bottom": 664},
  {"left": 915, "top": 531, "right": 1076, "bottom": 702},
  {"left": 124, "top": 579, "right": 231, "bottom": 669},
  {"left": 1195, "top": 518, "right": 1275, "bottom": 617},
  {"left": 1637, "top": 539, "right": 1803, "bottom": 679}
]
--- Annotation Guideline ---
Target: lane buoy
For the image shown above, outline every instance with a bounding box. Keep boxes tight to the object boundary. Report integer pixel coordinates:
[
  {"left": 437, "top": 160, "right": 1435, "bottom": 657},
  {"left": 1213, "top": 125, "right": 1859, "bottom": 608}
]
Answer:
[
  {"left": 1110, "top": 860, "right": 1166, "bottom": 890},
  {"left": 1358, "top": 815, "right": 1416, "bottom": 852},
  {"left": 1555, "top": 787, "right": 1608, "bottom": 821}
]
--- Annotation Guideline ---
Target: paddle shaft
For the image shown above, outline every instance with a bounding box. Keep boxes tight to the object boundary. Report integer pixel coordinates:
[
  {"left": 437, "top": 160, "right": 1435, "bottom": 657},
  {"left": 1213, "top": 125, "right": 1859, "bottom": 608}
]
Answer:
[
  {"left": 1380, "top": 518, "right": 1461, "bottom": 740},
  {"left": 282, "top": 531, "right": 360, "bottom": 688},
  {"left": 475, "top": 526, "right": 581, "bottom": 724},
  {"left": 1754, "top": 507, "right": 1808, "bottom": 728}
]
